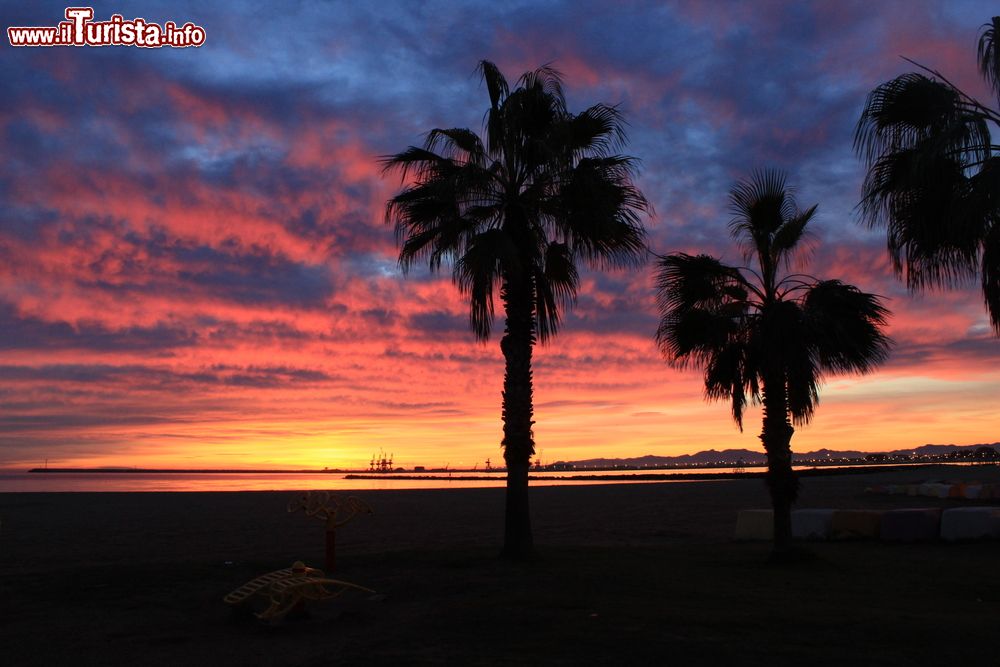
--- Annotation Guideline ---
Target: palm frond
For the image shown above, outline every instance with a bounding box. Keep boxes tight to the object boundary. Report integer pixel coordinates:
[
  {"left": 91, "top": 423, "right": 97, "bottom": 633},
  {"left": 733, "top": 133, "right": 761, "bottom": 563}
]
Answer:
[
  {"left": 854, "top": 73, "right": 992, "bottom": 168},
  {"left": 703, "top": 343, "right": 754, "bottom": 430},
  {"left": 771, "top": 204, "right": 817, "bottom": 264},
  {"left": 426, "top": 128, "right": 487, "bottom": 163},
  {"left": 380, "top": 146, "right": 451, "bottom": 181},
  {"left": 978, "top": 17, "right": 1000, "bottom": 103},
  {"left": 727, "top": 169, "right": 805, "bottom": 278},
  {"left": 655, "top": 252, "right": 755, "bottom": 400},
  {"left": 534, "top": 242, "right": 579, "bottom": 343},
  {"left": 455, "top": 229, "right": 519, "bottom": 341},
  {"left": 478, "top": 61, "right": 509, "bottom": 156},
  {"left": 861, "top": 148, "right": 984, "bottom": 289},
  {"left": 803, "top": 280, "right": 893, "bottom": 374},
  {"left": 558, "top": 103, "right": 628, "bottom": 158},
  {"left": 385, "top": 146, "right": 499, "bottom": 275},
  {"left": 656, "top": 306, "right": 742, "bottom": 369},
  {"left": 785, "top": 360, "right": 820, "bottom": 426},
  {"left": 542, "top": 241, "right": 579, "bottom": 307},
  {"left": 478, "top": 60, "right": 509, "bottom": 110},
  {"left": 982, "top": 223, "right": 1000, "bottom": 332},
  {"left": 655, "top": 253, "right": 750, "bottom": 313},
  {"left": 729, "top": 169, "right": 795, "bottom": 239},
  {"left": 857, "top": 74, "right": 963, "bottom": 158},
  {"left": 517, "top": 63, "right": 566, "bottom": 109},
  {"left": 397, "top": 224, "right": 453, "bottom": 273},
  {"left": 553, "top": 156, "right": 650, "bottom": 268}
]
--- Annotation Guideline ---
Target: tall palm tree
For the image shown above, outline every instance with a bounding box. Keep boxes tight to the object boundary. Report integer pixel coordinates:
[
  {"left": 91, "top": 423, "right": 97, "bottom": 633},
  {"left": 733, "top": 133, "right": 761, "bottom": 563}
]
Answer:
[
  {"left": 855, "top": 17, "right": 1000, "bottom": 333},
  {"left": 655, "top": 170, "right": 891, "bottom": 555},
  {"left": 382, "top": 61, "right": 650, "bottom": 559}
]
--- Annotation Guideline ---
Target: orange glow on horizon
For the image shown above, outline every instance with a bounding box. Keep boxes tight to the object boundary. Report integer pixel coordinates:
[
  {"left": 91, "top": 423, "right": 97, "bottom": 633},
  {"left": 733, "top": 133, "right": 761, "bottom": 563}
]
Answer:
[{"left": 7, "top": 332, "right": 999, "bottom": 470}]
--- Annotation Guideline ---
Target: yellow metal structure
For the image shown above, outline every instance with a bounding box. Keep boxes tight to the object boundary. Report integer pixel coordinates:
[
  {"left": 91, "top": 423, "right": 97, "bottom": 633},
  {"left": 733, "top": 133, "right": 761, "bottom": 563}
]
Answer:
[
  {"left": 224, "top": 561, "right": 374, "bottom": 621},
  {"left": 287, "top": 491, "right": 373, "bottom": 571}
]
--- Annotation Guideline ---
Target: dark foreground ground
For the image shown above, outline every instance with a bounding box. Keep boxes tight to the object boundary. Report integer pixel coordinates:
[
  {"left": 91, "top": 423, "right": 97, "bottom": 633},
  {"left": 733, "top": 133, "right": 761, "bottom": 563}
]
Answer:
[{"left": 2, "top": 465, "right": 999, "bottom": 666}]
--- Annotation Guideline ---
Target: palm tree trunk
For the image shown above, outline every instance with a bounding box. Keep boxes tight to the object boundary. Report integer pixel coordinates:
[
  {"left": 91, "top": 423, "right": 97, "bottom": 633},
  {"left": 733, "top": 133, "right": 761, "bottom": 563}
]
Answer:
[
  {"left": 760, "top": 373, "right": 797, "bottom": 554},
  {"left": 499, "top": 279, "right": 536, "bottom": 560}
]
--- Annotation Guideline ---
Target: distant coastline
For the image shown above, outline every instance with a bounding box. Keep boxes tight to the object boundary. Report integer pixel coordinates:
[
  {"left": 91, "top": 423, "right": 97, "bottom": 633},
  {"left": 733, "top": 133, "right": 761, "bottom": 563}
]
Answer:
[
  {"left": 25, "top": 442, "right": 998, "bottom": 476},
  {"left": 26, "top": 462, "right": 959, "bottom": 480},
  {"left": 345, "top": 464, "right": 948, "bottom": 481}
]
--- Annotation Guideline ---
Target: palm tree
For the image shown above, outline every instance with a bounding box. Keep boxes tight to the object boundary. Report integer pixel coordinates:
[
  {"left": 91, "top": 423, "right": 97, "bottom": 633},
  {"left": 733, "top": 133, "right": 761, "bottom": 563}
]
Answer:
[
  {"left": 382, "top": 61, "right": 650, "bottom": 559},
  {"left": 655, "top": 170, "right": 891, "bottom": 555},
  {"left": 855, "top": 17, "right": 1000, "bottom": 333}
]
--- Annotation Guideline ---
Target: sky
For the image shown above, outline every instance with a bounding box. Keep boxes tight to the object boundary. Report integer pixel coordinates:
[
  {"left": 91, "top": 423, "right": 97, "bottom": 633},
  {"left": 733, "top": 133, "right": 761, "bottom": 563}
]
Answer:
[{"left": 1, "top": 0, "right": 998, "bottom": 469}]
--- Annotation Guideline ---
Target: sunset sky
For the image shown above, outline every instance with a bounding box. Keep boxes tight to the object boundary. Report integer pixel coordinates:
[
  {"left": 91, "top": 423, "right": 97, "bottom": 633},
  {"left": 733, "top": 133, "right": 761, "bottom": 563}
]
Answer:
[{"left": 1, "top": 1, "right": 997, "bottom": 469}]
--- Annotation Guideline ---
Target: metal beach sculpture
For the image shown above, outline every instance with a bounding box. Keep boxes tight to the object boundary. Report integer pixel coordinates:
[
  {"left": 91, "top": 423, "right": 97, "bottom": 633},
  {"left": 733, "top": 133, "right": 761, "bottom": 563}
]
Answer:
[{"left": 287, "top": 491, "right": 373, "bottom": 571}]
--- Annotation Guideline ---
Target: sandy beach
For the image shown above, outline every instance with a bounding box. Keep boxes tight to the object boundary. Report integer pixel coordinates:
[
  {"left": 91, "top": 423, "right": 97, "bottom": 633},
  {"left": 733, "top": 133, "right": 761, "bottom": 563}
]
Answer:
[{"left": 3, "top": 465, "right": 1000, "bottom": 665}]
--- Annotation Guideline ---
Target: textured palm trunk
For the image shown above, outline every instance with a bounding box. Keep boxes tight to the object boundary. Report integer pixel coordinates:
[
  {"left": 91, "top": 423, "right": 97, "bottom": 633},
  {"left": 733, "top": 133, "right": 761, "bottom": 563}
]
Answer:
[
  {"left": 760, "top": 373, "right": 797, "bottom": 554},
  {"left": 499, "top": 279, "right": 536, "bottom": 560}
]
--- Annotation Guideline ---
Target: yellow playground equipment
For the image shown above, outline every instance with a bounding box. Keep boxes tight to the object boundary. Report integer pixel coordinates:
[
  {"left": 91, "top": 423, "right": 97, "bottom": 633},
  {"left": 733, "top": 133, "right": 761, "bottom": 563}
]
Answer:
[
  {"left": 224, "top": 561, "right": 374, "bottom": 621},
  {"left": 287, "top": 491, "right": 373, "bottom": 571}
]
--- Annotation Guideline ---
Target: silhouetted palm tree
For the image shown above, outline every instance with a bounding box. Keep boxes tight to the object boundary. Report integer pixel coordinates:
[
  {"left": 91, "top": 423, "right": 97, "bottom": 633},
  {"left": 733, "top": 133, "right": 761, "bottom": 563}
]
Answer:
[
  {"left": 655, "top": 170, "right": 891, "bottom": 554},
  {"left": 855, "top": 17, "right": 1000, "bottom": 333},
  {"left": 382, "top": 61, "right": 650, "bottom": 559}
]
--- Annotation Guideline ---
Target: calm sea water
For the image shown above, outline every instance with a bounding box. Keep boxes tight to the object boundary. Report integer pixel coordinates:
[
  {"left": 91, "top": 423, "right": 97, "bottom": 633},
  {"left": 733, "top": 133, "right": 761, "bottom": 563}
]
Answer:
[
  {"left": 0, "top": 463, "right": 944, "bottom": 492},
  {"left": 0, "top": 469, "right": 723, "bottom": 492}
]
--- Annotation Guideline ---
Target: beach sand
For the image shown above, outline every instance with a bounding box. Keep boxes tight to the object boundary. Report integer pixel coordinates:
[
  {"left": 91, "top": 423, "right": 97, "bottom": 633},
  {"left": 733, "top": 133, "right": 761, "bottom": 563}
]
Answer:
[{"left": 3, "top": 465, "right": 1000, "bottom": 665}]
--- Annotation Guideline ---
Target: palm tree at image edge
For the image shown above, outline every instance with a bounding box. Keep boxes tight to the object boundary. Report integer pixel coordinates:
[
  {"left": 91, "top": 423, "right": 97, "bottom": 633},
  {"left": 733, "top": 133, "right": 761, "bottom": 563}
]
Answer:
[
  {"left": 382, "top": 61, "right": 651, "bottom": 558},
  {"left": 655, "top": 170, "right": 891, "bottom": 553},
  {"left": 855, "top": 16, "right": 1000, "bottom": 333}
]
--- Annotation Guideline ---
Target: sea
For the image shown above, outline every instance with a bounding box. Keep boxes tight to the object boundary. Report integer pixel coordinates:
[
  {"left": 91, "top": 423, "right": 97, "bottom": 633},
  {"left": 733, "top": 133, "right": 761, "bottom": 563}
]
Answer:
[{"left": 0, "top": 463, "right": 949, "bottom": 493}]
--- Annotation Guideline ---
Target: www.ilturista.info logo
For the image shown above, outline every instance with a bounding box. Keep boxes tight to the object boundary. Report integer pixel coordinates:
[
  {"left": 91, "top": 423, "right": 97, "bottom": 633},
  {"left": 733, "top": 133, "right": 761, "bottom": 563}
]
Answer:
[{"left": 7, "top": 7, "right": 206, "bottom": 48}]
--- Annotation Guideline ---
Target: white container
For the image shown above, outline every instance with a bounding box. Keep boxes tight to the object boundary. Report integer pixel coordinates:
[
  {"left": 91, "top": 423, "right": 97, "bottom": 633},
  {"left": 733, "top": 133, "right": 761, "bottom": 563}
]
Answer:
[{"left": 940, "top": 507, "right": 1000, "bottom": 541}]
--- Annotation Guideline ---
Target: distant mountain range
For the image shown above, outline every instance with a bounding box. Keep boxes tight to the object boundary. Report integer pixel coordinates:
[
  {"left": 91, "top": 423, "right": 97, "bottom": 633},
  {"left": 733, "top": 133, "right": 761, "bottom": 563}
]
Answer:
[{"left": 555, "top": 443, "right": 1000, "bottom": 468}]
